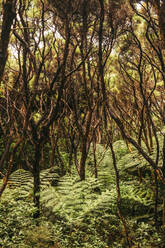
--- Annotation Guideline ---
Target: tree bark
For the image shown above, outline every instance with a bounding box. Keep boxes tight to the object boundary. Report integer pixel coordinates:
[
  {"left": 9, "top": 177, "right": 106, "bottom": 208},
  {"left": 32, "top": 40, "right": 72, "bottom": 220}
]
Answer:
[
  {"left": 0, "top": 0, "right": 16, "bottom": 81},
  {"left": 79, "top": 140, "right": 88, "bottom": 180},
  {"left": 33, "top": 142, "right": 41, "bottom": 218},
  {"left": 108, "top": 136, "right": 131, "bottom": 247},
  {"left": 162, "top": 135, "right": 165, "bottom": 230}
]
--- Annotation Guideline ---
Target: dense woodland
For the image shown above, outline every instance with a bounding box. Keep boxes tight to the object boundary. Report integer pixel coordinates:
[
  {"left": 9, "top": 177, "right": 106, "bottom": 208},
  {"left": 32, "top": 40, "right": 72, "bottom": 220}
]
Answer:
[{"left": 0, "top": 0, "right": 165, "bottom": 247}]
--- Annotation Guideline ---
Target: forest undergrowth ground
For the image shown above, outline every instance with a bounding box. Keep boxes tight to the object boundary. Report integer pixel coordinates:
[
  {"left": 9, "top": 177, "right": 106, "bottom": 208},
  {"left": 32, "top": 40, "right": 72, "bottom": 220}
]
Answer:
[{"left": 0, "top": 140, "right": 165, "bottom": 248}]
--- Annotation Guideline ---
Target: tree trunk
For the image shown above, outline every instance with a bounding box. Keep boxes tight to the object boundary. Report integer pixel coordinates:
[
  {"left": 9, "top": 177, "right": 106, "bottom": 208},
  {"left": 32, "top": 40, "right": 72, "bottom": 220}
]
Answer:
[
  {"left": 79, "top": 141, "right": 88, "bottom": 180},
  {"left": 108, "top": 136, "right": 131, "bottom": 247},
  {"left": 0, "top": 0, "right": 16, "bottom": 81},
  {"left": 162, "top": 135, "right": 165, "bottom": 230},
  {"left": 0, "top": 138, "right": 21, "bottom": 197},
  {"left": 159, "top": 0, "right": 165, "bottom": 49},
  {"left": 33, "top": 143, "right": 41, "bottom": 218},
  {"left": 93, "top": 140, "right": 98, "bottom": 178}
]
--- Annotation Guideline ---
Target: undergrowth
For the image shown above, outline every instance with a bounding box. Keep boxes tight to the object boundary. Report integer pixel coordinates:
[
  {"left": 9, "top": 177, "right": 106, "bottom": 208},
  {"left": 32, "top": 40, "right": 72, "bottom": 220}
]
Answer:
[{"left": 0, "top": 138, "right": 164, "bottom": 247}]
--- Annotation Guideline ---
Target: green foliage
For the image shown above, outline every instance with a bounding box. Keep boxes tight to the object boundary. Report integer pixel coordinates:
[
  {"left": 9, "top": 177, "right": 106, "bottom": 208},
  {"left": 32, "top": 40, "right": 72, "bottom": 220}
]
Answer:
[
  {"left": 0, "top": 188, "right": 62, "bottom": 248},
  {"left": 0, "top": 138, "right": 164, "bottom": 247},
  {"left": 118, "top": 133, "right": 164, "bottom": 178},
  {"left": 23, "top": 221, "right": 61, "bottom": 248},
  {"left": 7, "top": 167, "right": 60, "bottom": 190},
  {"left": 0, "top": 188, "right": 36, "bottom": 247},
  {"left": 40, "top": 168, "right": 159, "bottom": 247},
  {"left": 113, "top": 140, "right": 130, "bottom": 160},
  {"left": 7, "top": 169, "right": 33, "bottom": 190}
]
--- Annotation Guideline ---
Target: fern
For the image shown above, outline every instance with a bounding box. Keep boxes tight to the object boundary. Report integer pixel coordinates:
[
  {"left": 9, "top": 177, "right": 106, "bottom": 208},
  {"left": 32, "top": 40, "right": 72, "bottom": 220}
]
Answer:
[
  {"left": 7, "top": 169, "right": 33, "bottom": 190},
  {"left": 1, "top": 138, "right": 163, "bottom": 248},
  {"left": 7, "top": 167, "right": 60, "bottom": 191}
]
